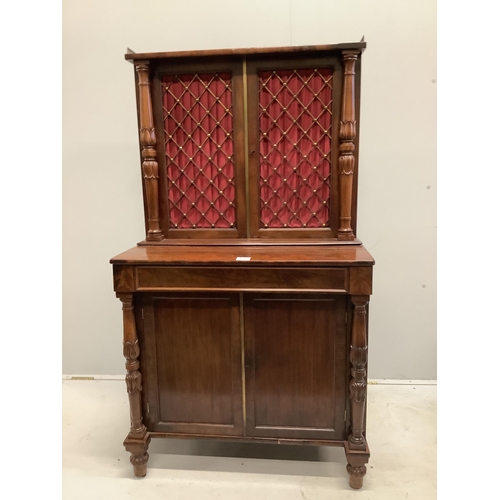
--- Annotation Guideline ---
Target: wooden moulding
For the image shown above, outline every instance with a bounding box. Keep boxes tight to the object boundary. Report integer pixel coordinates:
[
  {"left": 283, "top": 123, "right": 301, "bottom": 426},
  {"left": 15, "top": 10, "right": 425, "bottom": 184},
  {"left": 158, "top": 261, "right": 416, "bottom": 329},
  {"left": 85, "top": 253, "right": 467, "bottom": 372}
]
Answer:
[
  {"left": 110, "top": 244, "right": 375, "bottom": 267},
  {"left": 148, "top": 432, "right": 350, "bottom": 446},
  {"left": 124, "top": 42, "right": 367, "bottom": 62},
  {"left": 113, "top": 265, "right": 373, "bottom": 294}
]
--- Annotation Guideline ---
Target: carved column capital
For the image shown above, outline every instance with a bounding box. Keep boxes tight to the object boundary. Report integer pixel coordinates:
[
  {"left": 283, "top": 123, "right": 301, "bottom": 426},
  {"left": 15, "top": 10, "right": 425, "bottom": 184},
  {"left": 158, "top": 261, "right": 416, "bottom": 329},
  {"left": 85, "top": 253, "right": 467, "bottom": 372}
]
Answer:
[
  {"left": 126, "top": 371, "right": 143, "bottom": 394},
  {"left": 350, "top": 345, "right": 368, "bottom": 369},
  {"left": 342, "top": 50, "right": 359, "bottom": 67},
  {"left": 123, "top": 339, "right": 140, "bottom": 359},
  {"left": 339, "top": 120, "right": 357, "bottom": 142}
]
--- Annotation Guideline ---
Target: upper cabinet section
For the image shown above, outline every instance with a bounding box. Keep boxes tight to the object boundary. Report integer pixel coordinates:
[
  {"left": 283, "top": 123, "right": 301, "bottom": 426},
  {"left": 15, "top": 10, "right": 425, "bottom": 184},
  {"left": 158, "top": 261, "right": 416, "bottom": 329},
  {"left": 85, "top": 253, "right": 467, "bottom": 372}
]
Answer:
[{"left": 126, "top": 43, "right": 365, "bottom": 244}]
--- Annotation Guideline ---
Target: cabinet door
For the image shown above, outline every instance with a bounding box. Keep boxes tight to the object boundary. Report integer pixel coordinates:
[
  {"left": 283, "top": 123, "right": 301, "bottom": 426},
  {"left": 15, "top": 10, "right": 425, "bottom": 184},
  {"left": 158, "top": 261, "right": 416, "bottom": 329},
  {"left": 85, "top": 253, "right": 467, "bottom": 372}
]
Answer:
[
  {"left": 140, "top": 293, "right": 243, "bottom": 436},
  {"left": 244, "top": 293, "right": 347, "bottom": 440},
  {"left": 152, "top": 60, "right": 247, "bottom": 238},
  {"left": 246, "top": 56, "right": 344, "bottom": 239}
]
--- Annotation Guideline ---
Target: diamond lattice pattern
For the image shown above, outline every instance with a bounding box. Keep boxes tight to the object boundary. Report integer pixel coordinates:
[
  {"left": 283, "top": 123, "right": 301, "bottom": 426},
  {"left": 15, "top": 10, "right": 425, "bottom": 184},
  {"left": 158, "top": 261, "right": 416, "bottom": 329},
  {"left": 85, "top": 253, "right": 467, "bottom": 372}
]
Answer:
[
  {"left": 162, "top": 72, "right": 236, "bottom": 229},
  {"left": 259, "top": 68, "right": 333, "bottom": 228}
]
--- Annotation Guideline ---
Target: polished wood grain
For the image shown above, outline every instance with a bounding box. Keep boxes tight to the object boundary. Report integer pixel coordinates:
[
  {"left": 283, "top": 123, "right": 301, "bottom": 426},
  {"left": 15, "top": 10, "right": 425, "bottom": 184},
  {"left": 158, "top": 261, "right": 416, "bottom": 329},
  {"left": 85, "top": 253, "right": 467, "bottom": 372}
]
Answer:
[
  {"left": 244, "top": 294, "right": 347, "bottom": 440},
  {"left": 135, "top": 266, "right": 347, "bottom": 292},
  {"left": 113, "top": 265, "right": 134, "bottom": 292},
  {"left": 111, "top": 244, "right": 375, "bottom": 267},
  {"left": 141, "top": 293, "right": 243, "bottom": 436},
  {"left": 124, "top": 42, "right": 367, "bottom": 62},
  {"left": 349, "top": 267, "right": 373, "bottom": 295}
]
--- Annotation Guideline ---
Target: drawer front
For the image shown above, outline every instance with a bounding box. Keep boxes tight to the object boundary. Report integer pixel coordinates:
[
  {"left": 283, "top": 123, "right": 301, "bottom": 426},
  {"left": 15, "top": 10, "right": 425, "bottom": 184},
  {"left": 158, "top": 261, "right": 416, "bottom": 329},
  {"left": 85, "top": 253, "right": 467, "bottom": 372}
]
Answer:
[{"left": 135, "top": 266, "right": 347, "bottom": 292}]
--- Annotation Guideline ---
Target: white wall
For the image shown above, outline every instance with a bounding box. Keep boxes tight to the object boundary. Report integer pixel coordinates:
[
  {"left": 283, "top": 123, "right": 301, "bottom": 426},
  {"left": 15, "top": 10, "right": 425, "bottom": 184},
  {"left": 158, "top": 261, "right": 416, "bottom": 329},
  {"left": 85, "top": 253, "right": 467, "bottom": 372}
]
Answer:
[{"left": 63, "top": 0, "right": 436, "bottom": 379}]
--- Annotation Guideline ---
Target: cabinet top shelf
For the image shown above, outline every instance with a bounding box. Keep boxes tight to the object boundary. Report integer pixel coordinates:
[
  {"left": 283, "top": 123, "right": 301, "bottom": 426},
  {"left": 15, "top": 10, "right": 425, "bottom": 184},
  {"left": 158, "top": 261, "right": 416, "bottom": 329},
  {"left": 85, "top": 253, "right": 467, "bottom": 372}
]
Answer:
[
  {"left": 110, "top": 244, "right": 374, "bottom": 267},
  {"left": 124, "top": 42, "right": 366, "bottom": 61}
]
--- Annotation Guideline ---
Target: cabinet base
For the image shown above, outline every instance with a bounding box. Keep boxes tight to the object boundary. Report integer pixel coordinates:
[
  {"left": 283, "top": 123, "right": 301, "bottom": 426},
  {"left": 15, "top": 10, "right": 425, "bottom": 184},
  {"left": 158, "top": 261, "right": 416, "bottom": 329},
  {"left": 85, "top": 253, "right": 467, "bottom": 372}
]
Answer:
[{"left": 124, "top": 432, "right": 370, "bottom": 488}]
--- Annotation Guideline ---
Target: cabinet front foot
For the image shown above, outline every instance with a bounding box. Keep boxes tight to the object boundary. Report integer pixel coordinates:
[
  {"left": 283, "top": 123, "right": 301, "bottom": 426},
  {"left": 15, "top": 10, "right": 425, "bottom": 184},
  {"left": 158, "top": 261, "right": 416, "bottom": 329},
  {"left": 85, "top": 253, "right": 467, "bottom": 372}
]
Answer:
[
  {"left": 344, "top": 441, "right": 369, "bottom": 489},
  {"left": 346, "top": 463, "right": 366, "bottom": 489},
  {"left": 124, "top": 432, "right": 151, "bottom": 478},
  {"left": 131, "top": 452, "right": 149, "bottom": 477}
]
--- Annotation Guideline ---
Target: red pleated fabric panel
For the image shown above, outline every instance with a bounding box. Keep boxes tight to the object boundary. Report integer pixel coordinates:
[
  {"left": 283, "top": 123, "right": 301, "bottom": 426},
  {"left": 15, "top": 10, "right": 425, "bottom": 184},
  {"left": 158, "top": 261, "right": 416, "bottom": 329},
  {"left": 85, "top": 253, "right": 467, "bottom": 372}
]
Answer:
[
  {"left": 162, "top": 73, "right": 236, "bottom": 229},
  {"left": 259, "top": 68, "right": 333, "bottom": 228}
]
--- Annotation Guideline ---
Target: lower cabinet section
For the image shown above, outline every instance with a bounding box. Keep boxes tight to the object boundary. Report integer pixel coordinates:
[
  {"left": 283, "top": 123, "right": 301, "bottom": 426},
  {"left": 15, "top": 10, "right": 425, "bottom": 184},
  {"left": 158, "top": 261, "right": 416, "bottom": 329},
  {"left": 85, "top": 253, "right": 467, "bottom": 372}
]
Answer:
[{"left": 137, "top": 292, "right": 348, "bottom": 441}]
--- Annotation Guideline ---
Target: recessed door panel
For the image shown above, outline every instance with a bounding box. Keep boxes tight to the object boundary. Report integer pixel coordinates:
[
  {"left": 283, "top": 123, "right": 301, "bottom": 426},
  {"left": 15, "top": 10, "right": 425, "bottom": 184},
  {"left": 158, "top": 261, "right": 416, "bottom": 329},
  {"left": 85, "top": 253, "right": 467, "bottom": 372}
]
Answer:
[
  {"left": 244, "top": 293, "right": 347, "bottom": 440},
  {"left": 141, "top": 293, "right": 243, "bottom": 436}
]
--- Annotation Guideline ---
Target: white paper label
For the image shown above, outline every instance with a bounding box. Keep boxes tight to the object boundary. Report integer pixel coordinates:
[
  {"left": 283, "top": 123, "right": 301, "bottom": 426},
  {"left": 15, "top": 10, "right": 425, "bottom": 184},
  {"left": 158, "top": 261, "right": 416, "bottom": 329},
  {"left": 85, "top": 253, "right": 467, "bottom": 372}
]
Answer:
[{"left": 236, "top": 256, "right": 251, "bottom": 261}]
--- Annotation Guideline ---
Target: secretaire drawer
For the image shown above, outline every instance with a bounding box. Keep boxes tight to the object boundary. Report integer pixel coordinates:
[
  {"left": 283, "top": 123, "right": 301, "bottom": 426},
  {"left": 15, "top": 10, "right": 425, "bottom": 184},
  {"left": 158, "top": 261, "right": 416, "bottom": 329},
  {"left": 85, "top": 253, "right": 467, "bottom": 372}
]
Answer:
[{"left": 135, "top": 266, "right": 348, "bottom": 292}]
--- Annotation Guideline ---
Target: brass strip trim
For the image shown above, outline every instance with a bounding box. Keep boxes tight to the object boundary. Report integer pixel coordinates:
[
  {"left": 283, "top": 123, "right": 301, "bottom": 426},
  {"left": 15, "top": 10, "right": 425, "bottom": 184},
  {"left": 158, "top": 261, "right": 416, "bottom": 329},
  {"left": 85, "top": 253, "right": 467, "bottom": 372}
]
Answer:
[
  {"left": 239, "top": 292, "right": 247, "bottom": 433},
  {"left": 243, "top": 57, "right": 251, "bottom": 238}
]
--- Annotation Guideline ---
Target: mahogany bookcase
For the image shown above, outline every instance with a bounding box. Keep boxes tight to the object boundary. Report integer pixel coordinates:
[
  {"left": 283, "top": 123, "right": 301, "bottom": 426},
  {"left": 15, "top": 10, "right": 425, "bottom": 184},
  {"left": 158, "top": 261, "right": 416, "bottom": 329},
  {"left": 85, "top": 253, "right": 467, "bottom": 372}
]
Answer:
[{"left": 110, "top": 41, "right": 374, "bottom": 489}]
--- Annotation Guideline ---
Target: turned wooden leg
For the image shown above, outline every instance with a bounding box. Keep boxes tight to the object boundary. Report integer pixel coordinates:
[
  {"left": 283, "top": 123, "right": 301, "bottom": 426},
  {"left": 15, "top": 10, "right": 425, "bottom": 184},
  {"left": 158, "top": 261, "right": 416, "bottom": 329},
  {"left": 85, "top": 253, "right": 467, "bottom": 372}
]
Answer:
[
  {"left": 346, "top": 463, "right": 367, "bottom": 489},
  {"left": 345, "top": 295, "right": 370, "bottom": 488},
  {"left": 124, "top": 437, "right": 151, "bottom": 477},
  {"left": 132, "top": 453, "right": 149, "bottom": 477},
  {"left": 345, "top": 444, "right": 370, "bottom": 490},
  {"left": 118, "top": 292, "right": 150, "bottom": 477}
]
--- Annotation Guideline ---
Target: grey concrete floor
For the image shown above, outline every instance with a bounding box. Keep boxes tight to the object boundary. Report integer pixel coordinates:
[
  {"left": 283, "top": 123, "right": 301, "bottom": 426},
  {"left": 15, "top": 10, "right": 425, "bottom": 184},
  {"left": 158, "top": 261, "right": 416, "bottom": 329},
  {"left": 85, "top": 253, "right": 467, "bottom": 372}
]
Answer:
[{"left": 62, "top": 380, "right": 436, "bottom": 499}]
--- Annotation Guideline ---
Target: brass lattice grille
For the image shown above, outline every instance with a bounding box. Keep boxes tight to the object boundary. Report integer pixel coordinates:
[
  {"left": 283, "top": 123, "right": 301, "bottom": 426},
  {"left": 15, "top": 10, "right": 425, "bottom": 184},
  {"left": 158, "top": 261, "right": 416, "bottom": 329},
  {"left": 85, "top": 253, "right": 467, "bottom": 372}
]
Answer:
[
  {"left": 162, "top": 72, "right": 236, "bottom": 229},
  {"left": 259, "top": 68, "right": 333, "bottom": 228}
]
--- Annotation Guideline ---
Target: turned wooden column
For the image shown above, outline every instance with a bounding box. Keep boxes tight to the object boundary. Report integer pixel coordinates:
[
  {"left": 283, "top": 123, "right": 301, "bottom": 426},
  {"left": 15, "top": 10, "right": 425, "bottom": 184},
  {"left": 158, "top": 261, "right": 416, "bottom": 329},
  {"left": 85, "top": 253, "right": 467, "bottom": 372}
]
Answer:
[
  {"left": 136, "top": 62, "right": 164, "bottom": 242},
  {"left": 337, "top": 50, "right": 359, "bottom": 241},
  {"left": 346, "top": 294, "right": 369, "bottom": 488},
  {"left": 118, "top": 293, "right": 150, "bottom": 477}
]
